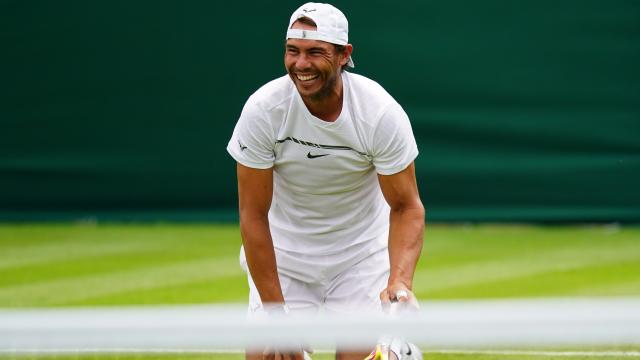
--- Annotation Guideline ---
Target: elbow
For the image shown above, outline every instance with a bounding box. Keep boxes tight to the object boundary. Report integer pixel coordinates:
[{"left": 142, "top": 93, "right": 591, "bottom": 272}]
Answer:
[
  {"left": 416, "top": 200, "right": 426, "bottom": 220},
  {"left": 391, "top": 199, "right": 425, "bottom": 219},
  {"left": 239, "top": 207, "right": 269, "bottom": 228}
]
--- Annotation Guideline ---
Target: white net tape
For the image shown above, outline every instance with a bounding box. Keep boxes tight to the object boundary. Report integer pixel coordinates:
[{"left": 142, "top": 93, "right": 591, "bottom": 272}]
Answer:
[{"left": 1, "top": 298, "right": 639, "bottom": 353}]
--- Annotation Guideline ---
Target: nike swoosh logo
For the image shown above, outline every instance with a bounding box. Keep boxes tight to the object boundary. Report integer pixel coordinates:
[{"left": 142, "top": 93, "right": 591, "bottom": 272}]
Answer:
[{"left": 307, "top": 152, "right": 329, "bottom": 159}]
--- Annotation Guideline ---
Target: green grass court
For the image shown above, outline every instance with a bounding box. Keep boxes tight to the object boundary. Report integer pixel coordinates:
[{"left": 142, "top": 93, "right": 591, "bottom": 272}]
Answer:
[{"left": 1, "top": 223, "right": 639, "bottom": 359}]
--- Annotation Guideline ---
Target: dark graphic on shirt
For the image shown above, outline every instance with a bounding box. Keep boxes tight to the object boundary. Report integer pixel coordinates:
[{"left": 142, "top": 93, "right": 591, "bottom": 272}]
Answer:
[
  {"left": 307, "top": 152, "right": 329, "bottom": 159},
  {"left": 276, "top": 136, "right": 369, "bottom": 157}
]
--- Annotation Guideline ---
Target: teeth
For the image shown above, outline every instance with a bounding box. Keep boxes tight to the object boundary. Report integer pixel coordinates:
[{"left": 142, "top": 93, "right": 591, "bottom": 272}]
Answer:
[{"left": 296, "top": 74, "right": 318, "bottom": 81}]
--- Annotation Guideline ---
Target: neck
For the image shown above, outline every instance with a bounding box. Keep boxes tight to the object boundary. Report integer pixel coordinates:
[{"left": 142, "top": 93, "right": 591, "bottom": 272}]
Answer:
[{"left": 302, "top": 74, "right": 344, "bottom": 122}]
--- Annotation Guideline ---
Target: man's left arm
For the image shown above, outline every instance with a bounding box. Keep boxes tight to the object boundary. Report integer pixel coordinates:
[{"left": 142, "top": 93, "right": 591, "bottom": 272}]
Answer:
[{"left": 377, "top": 161, "right": 425, "bottom": 305}]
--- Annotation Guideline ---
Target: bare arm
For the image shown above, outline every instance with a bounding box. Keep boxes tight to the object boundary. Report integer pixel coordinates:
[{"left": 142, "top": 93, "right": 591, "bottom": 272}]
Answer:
[
  {"left": 237, "top": 163, "right": 284, "bottom": 305},
  {"left": 377, "top": 162, "right": 425, "bottom": 304}
]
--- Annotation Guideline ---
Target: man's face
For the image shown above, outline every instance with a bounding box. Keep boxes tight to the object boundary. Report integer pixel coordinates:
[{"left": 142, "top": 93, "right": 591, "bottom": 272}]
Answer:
[{"left": 284, "top": 22, "right": 347, "bottom": 101}]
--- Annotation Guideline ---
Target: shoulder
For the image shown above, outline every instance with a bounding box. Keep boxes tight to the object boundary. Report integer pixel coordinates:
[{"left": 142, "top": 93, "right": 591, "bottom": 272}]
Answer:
[
  {"left": 244, "top": 75, "right": 295, "bottom": 113},
  {"left": 344, "top": 72, "right": 401, "bottom": 125},
  {"left": 345, "top": 72, "right": 394, "bottom": 101}
]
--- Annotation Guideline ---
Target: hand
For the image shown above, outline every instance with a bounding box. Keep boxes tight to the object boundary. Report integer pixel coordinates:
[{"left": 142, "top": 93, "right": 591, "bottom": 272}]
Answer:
[{"left": 380, "top": 283, "right": 420, "bottom": 314}]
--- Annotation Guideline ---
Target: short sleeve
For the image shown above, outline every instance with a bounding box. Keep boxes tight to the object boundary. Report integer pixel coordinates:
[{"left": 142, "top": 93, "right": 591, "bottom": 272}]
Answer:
[
  {"left": 226, "top": 99, "right": 275, "bottom": 169},
  {"left": 372, "top": 102, "right": 419, "bottom": 175}
]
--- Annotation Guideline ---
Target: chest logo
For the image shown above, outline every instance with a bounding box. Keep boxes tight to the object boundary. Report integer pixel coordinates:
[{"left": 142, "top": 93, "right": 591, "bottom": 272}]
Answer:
[
  {"left": 276, "top": 136, "right": 369, "bottom": 157},
  {"left": 307, "top": 152, "right": 329, "bottom": 159}
]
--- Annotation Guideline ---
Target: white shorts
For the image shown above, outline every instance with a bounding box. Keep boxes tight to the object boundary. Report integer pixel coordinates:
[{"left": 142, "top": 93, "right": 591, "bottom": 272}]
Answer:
[{"left": 246, "top": 248, "right": 390, "bottom": 317}]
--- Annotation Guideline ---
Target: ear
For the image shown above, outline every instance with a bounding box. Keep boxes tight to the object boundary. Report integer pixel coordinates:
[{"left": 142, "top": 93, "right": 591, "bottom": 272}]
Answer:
[{"left": 340, "top": 44, "right": 353, "bottom": 66}]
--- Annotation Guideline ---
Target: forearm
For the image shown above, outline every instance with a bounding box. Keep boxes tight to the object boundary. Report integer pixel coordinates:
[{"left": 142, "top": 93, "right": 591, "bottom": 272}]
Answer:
[
  {"left": 387, "top": 204, "right": 425, "bottom": 289},
  {"left": 240, "top": 212, "right": 284, "bottom": 304}
]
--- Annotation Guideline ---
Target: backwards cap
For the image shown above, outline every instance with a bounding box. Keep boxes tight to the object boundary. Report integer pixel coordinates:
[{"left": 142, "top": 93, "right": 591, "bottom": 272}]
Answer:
[{"left": 286, "top": 2, "right": 355, "bottom": 68}]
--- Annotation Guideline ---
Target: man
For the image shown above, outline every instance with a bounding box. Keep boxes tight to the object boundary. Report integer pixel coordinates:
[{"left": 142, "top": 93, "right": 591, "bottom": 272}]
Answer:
[{"left": 227, "top": 3, "right": 424, "bottom": 360}]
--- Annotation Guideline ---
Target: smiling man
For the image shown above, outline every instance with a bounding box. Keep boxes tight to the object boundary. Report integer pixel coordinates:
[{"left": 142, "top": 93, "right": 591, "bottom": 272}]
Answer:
[{"left": 227, "top": 3, "right": 424, "bottom": 360}]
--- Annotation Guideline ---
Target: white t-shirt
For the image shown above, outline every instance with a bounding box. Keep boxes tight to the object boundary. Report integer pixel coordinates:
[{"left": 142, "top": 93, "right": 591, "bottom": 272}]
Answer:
[{"left": 227, "top": 71, "right": 418, "bottom": 283}]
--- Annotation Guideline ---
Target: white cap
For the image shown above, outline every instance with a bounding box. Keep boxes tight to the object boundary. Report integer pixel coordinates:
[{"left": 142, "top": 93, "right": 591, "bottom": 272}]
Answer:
[{"left": 286, "top": 2, "right": 355, "bottom": 68}]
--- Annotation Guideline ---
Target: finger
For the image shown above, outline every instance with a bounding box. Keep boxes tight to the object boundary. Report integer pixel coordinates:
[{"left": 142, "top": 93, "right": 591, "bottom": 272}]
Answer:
[
  {"left": 380, "top": 288, "right": 391, "bottom": 304},
  {"left": 393, "top": 290, "right": 421, "bottom": 314},
  {"left": 395, "top": 289, "right": 409, "bottom": 302}
]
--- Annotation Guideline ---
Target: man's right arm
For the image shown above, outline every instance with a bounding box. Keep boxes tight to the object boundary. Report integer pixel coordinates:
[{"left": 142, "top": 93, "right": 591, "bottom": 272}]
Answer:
[{"left": 237, "top": 162, "right": 285, "bottom": 305}]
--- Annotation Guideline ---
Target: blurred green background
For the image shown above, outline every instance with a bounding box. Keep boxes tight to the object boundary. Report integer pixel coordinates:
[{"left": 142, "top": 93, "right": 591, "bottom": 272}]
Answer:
[
  {"left": 1, "top": 0, "right": 639, "bottom": 222},
  {"left": 2, "top": 224, "right": 639, "bottom": 308}
]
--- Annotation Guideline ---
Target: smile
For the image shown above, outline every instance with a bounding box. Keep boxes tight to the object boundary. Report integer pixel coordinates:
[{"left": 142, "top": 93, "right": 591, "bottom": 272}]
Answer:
[{"left": 296, "top": 74, "right": 319, "bottom": 81}]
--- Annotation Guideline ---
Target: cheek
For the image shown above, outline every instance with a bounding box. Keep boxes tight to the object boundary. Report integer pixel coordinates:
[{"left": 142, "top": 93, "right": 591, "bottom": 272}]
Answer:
[
  {"left": 284, "top": 58, "right": 295, "bottom": 72},
  {"left": 321, "top": 63, "right": 340, "bottom": 77},
  {"left": 324, "top": 54, "right": 342, "bottom": 68}
]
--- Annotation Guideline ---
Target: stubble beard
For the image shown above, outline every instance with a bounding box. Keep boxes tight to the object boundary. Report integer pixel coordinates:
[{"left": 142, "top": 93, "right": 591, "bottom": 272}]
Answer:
[
  {"left": 308, "top": 71, "right": 338, "bottom": 102},
  {"left": 289, "top": 66, "right": 340, "bottom": 103}
]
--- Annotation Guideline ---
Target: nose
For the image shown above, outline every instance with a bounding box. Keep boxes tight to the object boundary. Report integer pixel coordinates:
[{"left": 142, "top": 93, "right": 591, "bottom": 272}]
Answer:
[{"left": 295, "top": 53, "right": 312, "bottom": 70}]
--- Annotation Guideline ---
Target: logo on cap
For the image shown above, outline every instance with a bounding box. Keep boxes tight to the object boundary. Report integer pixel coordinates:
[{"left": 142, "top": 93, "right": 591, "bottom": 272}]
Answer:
[{"left": 302, "top": 8, "right": 316, "bottom": 13}]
